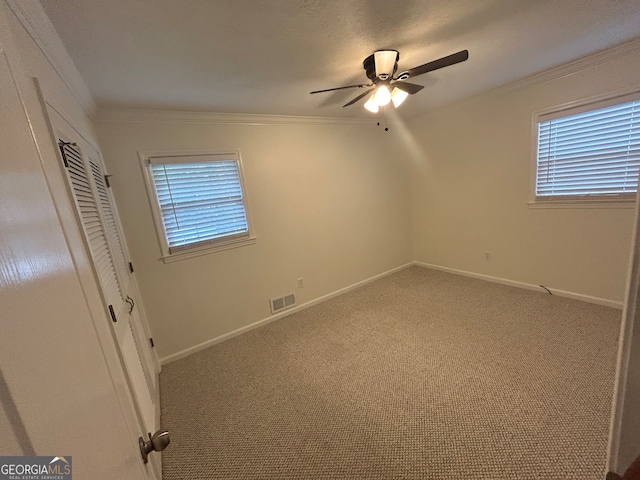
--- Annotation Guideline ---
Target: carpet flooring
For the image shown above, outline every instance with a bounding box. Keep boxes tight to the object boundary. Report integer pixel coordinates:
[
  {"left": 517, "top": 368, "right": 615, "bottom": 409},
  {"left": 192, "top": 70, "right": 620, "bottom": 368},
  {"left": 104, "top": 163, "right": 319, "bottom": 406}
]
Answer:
[{"left": 160, "top": 266, "right": 621, "bottom": 479}]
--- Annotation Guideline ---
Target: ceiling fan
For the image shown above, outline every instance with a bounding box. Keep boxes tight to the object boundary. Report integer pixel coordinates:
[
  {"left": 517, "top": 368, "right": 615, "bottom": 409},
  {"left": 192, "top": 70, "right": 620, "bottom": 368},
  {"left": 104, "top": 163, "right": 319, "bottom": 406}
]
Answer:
[{"left": 310, "top": 49, "right": 469, "bottom": 112}]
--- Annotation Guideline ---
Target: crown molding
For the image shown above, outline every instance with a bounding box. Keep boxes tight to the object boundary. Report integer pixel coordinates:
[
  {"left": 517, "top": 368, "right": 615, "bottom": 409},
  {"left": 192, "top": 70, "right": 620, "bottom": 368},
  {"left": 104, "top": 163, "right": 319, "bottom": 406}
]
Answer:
[
  {"left": 5, "top": 0, "right": 96, "bottom": 115},
  {"left": 414, "top": 36, "right": 640, "bottom": 122},
  {"left": 95, "top": 107, "right": 377, "bottom": 127}
]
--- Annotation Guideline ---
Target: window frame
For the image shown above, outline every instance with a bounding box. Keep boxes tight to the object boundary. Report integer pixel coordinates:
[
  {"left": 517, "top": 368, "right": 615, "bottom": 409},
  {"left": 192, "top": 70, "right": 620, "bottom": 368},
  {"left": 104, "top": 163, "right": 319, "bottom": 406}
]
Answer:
[
  {"left": 139, "top": 149, "right": 256, "bottom": 262},
  {"left": 529, "top": 89, "right": 640, "bottom": 209}
]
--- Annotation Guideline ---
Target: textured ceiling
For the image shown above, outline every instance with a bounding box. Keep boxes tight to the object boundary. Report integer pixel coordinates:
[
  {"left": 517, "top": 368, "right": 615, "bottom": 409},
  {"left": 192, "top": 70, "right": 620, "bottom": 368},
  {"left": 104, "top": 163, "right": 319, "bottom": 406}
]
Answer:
[{"left": 39, "top": 0, "right": 640, "bottom": 119}]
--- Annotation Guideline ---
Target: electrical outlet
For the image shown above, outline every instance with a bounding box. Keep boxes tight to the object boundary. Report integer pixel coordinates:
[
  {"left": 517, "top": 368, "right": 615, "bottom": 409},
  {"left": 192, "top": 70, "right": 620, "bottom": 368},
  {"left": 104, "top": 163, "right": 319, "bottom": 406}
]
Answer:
[
  {"left": 297, "top": 278, "right": 304, "bottom": 288},
  {"left": 484, "top": 251, "right": 491, "bottom": 261}
]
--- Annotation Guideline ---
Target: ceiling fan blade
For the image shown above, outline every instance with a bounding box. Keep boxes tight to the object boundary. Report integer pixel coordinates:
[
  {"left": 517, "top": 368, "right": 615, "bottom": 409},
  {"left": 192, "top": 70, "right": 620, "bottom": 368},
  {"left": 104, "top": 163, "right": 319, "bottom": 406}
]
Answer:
[
  {"left": 404, "top": 50, "right": 469, "bottom": 79},
  {"left": 392, "top": 81, "right": 424, "bottom": 95},
  {"left": 310, "top": 83, "right": 373, "bottom": 94},
  {"left": 343, "top": 89, "right": 374, "bottom": 107}
]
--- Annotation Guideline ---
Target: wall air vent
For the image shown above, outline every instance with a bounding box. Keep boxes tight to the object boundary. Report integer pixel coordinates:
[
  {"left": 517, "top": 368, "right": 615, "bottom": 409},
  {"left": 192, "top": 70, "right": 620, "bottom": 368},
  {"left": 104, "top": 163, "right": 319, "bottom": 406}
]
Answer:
[{"left": 270, "top": 293, "right": 296, "bottom": 314}]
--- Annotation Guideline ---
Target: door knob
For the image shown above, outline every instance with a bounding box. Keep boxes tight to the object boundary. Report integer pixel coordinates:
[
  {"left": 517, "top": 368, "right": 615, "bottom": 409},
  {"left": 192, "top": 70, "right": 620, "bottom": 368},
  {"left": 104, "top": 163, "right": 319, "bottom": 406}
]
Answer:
[{"left": 139, "top": 429, "right": 170, "bottom": 464}]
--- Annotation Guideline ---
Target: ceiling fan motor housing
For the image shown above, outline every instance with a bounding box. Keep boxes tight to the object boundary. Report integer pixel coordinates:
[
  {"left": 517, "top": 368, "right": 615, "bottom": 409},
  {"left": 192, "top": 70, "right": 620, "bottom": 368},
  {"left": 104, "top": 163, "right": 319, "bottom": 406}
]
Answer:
[{"left": 363, "top": 50, "right": 399, "bottom": 81}]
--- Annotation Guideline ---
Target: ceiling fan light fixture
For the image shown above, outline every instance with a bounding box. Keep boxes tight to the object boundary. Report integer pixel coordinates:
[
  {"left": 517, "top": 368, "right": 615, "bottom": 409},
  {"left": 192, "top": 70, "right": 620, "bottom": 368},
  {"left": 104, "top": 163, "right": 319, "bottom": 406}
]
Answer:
[
  {"left": 364, "top": 94, "right": 379, "bottom": 113},
  {"left": 374, "top": 85, "right": 392, "bottom": 106},
  {"left": 391, "top": 87, "right": 409, "bottom": 108}
]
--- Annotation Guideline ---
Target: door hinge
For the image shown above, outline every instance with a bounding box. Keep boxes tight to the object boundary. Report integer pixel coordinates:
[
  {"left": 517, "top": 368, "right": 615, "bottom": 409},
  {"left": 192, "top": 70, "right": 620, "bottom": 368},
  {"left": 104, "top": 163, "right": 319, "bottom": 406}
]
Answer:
[
  {"left": 108, "top": 304, "right": 117, "bottom": 323},
  {"left": 104, "top": 174, "right": 112, "bottom": 188},
  {"left": 149, "top": 338, "right": 155, "bottom": 348},
  {"left": 128, "top": 262, "right": 135, "bottom": 273}
]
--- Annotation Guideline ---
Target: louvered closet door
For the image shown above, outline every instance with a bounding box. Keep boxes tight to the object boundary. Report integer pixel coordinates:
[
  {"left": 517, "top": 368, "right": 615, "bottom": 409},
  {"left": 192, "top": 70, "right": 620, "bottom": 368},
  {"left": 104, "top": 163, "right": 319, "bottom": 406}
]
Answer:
[
  {"left": 90, "top": 157, "right": 130, "bottom": 291},
  {"left": 61, "top": 142, "right": 123, "bottom": 307},
  {"left": 59, "top": 140, "right": 161, "bottom": 478},
  {"left": 86, "top": 152, "right": 159, "bottom": 396}
]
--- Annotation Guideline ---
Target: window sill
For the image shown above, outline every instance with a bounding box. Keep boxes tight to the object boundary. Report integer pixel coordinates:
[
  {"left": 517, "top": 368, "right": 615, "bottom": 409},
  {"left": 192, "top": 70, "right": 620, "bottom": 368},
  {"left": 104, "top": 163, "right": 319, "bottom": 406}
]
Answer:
[
  {"left": 160, "top": 236, "right": 256, "bottom": 263},
  {"left": 527, "top": 199, "right": 636, "bottom": 209}
]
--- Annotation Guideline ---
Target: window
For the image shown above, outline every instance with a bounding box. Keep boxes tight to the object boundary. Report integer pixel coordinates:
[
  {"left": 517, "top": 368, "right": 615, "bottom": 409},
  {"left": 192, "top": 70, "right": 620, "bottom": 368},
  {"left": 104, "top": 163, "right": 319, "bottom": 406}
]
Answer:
[
  {"left": 533, "top": 93, "right": 640, "bottom": 204},
  {"left": 141, "top": 151, "right": 254, "bottom": 260}
]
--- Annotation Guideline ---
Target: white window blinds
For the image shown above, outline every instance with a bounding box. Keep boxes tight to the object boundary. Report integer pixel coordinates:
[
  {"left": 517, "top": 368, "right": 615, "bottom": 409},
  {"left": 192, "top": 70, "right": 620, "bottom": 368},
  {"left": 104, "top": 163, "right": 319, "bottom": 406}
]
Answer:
[
  {"left": 536, "top": 97, "right": 640, "bottom": 199},
  {"left": 148, "top": 153, "right": 250, "bottom": 254}
]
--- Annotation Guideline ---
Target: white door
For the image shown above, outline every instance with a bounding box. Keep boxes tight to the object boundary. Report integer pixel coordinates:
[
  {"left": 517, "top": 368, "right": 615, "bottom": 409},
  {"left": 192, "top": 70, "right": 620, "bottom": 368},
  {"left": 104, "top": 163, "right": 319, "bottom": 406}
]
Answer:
[
  {"left": 0, "top": 42, "right": 148, "bottom": 478},
  {"left": 42, "top": 105, "right": 163, "bottom": 477}
]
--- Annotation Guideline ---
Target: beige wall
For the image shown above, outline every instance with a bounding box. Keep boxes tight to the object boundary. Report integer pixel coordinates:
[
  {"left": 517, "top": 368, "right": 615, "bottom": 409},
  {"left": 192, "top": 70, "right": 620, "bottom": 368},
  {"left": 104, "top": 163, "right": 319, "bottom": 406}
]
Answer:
[
  {"left": 96, "top": 118, "right": 413, "bottom": 359},
  {"left": 409, "top": 47, "right": 640, "bottom": 304}
]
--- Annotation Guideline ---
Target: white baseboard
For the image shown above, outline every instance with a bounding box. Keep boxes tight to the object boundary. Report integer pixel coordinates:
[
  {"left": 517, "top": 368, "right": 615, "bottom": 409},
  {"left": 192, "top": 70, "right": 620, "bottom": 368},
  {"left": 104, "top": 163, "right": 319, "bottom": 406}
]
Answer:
[
  {"left": 160, "top": 262, "right": 414, "bottom": 365},
  {"left": 413, "top": 261, "right": 623, "bottom": 310}
]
